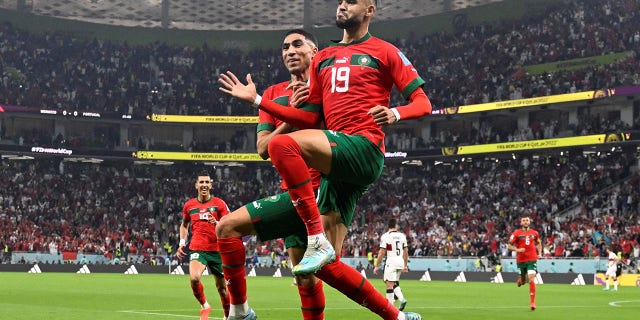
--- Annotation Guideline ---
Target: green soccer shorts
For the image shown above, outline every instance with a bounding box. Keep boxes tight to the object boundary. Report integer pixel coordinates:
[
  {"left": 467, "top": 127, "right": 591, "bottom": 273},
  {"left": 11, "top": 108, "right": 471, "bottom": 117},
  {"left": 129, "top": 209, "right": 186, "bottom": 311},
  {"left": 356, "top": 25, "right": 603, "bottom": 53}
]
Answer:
[
  {"left": 189, "top": 250, "right": 223, "bottom": 277},
  {"left": 317, "top": 130, "right": 384, "bottom": 227},
  {"left": 517, "top": 260, "right": 538, "bottom": 276},
  {"left": 246, "top": 192, "right": 308, "bottom": 249},
  {"left": 247, "top": 130, "right": 384, "bottom": 246}
]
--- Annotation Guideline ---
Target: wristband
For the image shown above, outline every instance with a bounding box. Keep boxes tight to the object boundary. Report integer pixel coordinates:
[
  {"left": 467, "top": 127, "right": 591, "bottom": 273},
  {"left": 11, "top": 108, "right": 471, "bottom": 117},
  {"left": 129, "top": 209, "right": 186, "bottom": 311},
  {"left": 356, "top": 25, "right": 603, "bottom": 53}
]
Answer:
[
  {"left": 390, "top": 108, "right": 401, "bottom": 122},
  {"left": 251, "top": 94, "right": 262, "bottom": 108},
  {"left": 179, "top": 239, "right": 186, "bottom": 247}
]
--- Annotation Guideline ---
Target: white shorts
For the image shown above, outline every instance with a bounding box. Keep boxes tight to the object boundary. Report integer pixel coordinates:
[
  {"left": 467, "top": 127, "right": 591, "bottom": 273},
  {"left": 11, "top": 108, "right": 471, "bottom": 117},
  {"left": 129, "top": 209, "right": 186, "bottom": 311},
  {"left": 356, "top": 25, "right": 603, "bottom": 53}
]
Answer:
[
  {"left": 383, "top": 266, "right": 403, "bottom": 282},
  {"left": 605, "top": 266, "right": 617, "bottom": 277}
]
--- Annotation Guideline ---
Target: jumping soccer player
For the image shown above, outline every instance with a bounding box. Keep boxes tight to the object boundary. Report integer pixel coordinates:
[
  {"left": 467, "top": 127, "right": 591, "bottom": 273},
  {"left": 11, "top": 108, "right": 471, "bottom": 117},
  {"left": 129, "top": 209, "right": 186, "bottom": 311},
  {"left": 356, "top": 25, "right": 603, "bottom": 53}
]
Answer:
[{"left": 218, "top": 1, "right": 430, "bottom": 319}]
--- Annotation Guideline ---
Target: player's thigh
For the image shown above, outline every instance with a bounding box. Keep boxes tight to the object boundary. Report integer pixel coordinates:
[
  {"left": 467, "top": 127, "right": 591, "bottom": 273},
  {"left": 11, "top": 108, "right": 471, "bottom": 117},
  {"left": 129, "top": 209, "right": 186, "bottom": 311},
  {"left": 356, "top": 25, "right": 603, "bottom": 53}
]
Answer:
[
  {"left": 605, "top": 267, "right": 616, "bottom": 277},
  {"left": 383, "top": 267, "right": 402, "bottom": 282},
  {"left": 516, "top": 262, "right": 528, "bottom": 276},
  {"left": 189, "top": 253, "right": 208, "bottom": 279},
  {"left": 323, "top": 131, "right": 384, "bottom": 185},
  {"left": 199, "top": 251, "right": 224, "bottom": 278},
  {"left": 286, "top": 129, "right": 333, "bottom": 174},
  {"left": 288, "top": 247, "right": 306, "bottom": 265},
  {"left": 322, "top": 211, "right": 348, "bottom": 252},
  {"left": 318, "top": 177, "right": 367, "bottom": 228},
  {"left": 247, "top": 192, "right": 307, "bottom": 241},
  {"left": 284, "top": 233, "right": 308, "bottom": 255},
  {"left": 217, "top": 206, "right": 256, "bottom": 237},
  {"left": 523, "top": 261, "right": 538, "bottom": 276}
]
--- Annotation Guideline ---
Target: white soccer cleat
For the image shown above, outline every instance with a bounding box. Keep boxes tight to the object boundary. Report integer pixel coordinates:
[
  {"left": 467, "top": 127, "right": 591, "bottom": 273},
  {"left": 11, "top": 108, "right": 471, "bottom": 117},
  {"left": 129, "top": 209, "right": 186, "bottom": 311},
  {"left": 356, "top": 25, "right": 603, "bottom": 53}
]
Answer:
[
  {"left": 403, "top": 311, "right": 422, "bottom": 320},
  {"left": 226, "top": 308, "right": 257, "bottom": 320},
  {"left": 292, "top": 234, "right": 336, "bottom": 275}
]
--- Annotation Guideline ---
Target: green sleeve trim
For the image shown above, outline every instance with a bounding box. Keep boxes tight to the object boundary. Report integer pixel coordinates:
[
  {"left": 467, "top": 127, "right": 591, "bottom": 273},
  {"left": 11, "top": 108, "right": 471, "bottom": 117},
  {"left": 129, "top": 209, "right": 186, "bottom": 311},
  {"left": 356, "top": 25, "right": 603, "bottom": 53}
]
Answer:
[
  {"left": 256, "top": 122, "right": 276, "bottom": 133},
  {"left": 299, "top": 102, "right": 321, "bottom": 113},
  {"left": 401, "top": 77, "right": 426, "bottom": 99}
]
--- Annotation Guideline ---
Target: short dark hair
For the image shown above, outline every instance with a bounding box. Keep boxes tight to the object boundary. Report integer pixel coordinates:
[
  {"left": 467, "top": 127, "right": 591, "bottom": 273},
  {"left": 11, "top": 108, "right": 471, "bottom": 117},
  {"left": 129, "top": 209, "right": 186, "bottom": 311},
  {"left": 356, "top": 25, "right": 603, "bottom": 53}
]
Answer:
[
  {"left": 285, "top": 29, "right": 318, "bottom": 48},
  {"left": 197, "top": 171, "right": 210, "bottom": 177},
  {"left": 388, "top": 218, "right": 397, "bottom": 229}
]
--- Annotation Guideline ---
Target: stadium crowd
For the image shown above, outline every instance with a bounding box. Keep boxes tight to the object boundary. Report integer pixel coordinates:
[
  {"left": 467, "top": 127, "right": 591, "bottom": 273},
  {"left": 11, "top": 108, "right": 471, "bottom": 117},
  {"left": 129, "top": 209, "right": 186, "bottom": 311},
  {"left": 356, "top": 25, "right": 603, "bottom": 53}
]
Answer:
[
  {"left": 1, "top": 0, "right": 639, "bottom": 153},
  {"left": 1, "top": 150, "right": 638, "bottom": 271},
  {"left": 0, "top": 0, "right": 638, "bottom": 118}
]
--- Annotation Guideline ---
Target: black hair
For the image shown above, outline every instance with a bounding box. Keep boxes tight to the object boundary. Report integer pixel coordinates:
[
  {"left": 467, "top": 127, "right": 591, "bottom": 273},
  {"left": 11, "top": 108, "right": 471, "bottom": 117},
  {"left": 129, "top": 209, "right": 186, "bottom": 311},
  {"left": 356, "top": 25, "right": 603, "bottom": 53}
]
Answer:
[
  {"left": 284, "top": 29, "right": 318, "bottom": 48},
  {"left": 388, "top": 218, "right": 397, "bottom": 229}
]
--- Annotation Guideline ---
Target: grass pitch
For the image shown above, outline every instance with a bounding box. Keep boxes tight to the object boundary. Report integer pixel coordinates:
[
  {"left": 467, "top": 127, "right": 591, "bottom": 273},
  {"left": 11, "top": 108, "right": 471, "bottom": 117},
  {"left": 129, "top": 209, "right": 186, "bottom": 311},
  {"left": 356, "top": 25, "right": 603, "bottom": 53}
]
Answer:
[{"left": 1, "top": 272, "right": 638, "bottom": 320}]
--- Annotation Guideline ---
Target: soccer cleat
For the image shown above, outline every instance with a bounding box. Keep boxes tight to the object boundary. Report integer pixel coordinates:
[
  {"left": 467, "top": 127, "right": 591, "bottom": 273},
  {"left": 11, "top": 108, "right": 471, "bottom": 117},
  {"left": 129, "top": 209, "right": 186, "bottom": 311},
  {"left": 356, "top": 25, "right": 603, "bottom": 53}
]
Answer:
[
  {"left": 200, "top": 306, "right": 211, "bottom": 320},
  {"left": 602, "top": 287, "right": 610, "bottom": 291},
  {"left": 292, "top": 235, "right": 336, "bottom": 275},
  {"left": 403, "top": 311, "right": 422, "bottom": 320},
  {"left": 399, "top": 299, "right": 407, "bottom": 311},
  {"left": 516, "top": 277, "right": 523, "bottom": 287},
  {"left": 530, "top": 303, "right": 536, "bottom": 311},
  {"left": 226, "top": 308, "right": 257, "bottom": 320}
]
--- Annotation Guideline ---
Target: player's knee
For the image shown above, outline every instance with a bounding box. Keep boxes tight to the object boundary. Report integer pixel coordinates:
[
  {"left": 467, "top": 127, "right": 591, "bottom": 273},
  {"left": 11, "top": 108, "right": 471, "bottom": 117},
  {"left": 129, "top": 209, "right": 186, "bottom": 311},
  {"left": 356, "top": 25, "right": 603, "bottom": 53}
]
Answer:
[
  {"left": 295, "top": 274, "right": 317, "bottom": 287},
  {"left": 216, "top": 283, "right": 228, "bottom": 295},
  {"left": 267, "top": 134, "right": 299, "bottom": 163},
  {"left": 216, "top": 215, "right": 236, "bottom": 238}
]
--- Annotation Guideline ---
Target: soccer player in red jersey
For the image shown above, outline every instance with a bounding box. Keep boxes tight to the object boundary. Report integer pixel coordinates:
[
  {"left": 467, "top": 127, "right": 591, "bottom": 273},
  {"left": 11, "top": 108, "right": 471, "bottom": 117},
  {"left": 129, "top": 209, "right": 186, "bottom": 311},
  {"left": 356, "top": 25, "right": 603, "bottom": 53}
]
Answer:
[
  {"left": 507, "top": 216, "right": 542, "bottom": 311},
  {"left": 218, "top": 1, "right": 430, "bottom": 319},
  {"left": 216, "top": 29, "right": 325, "bottom": 320},
  {"left": 176, "top": 172, "right": 231, "bottom": 320}
]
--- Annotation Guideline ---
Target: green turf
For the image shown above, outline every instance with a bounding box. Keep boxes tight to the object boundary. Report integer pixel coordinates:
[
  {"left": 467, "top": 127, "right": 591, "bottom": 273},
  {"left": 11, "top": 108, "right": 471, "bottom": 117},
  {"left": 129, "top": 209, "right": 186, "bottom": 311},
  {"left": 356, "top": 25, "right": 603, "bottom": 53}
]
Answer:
[{"left": 0, "top": 273, "right": 638, "bottom": 320}]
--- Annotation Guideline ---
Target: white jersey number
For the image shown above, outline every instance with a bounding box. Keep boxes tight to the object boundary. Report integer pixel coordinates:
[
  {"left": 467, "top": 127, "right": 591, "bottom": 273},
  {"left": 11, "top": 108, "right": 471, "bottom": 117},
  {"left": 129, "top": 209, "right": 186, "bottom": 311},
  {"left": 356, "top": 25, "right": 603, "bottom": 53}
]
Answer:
[{"left": 331, "top": 67, "right": 350, "bottom": 93}]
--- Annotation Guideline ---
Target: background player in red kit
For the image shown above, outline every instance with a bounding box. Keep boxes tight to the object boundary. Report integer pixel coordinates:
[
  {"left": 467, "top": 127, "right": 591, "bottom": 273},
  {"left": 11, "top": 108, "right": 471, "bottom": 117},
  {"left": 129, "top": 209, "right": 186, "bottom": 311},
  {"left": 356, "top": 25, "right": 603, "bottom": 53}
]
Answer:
[
  {"left": 177, "top": 171, "right": 231, "bottom": 320},
  {"left": 218, "top": 1, "right": 430, "bottom": 319},
  {"left": 508, "top": 216, "right": 542, "bottom": 311}
]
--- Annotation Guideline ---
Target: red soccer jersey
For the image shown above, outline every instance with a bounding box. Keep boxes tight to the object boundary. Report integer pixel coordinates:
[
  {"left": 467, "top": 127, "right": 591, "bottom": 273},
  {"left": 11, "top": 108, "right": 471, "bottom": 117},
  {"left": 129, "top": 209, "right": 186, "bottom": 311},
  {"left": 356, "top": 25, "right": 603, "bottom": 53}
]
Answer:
[
  {"left": 509, "top": 228, "right": 541, "bottom": 263},
  {"left": 305, "top": 33, "right": 425, "bottom": 152},
  {"left": 257, "top": 81, "right": 321, "bottom": 191},
  {"left": 257, "top": 81, "right": 292, "bottom": 135},
  {"left": 182, "top": 196, "right": 230, "bottom": 252}
]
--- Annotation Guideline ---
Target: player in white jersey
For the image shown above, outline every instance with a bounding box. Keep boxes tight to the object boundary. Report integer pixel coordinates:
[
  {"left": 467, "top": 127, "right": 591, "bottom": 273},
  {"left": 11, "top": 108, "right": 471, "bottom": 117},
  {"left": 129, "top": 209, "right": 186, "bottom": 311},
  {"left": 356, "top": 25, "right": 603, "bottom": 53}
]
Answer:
[
  {"left": 603, "top": 248, "right": 620, "bottom": 291},
  {"left": 374, "top": 218, "right": 409, "bottom": 310}
]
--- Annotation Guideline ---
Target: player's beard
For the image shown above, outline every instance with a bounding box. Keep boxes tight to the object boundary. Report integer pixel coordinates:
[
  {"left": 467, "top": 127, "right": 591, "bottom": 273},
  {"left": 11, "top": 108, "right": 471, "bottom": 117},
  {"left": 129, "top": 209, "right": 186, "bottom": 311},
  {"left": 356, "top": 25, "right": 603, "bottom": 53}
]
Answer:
[{"left": 336, "top": 15, "right": 360, "bottom": 30}]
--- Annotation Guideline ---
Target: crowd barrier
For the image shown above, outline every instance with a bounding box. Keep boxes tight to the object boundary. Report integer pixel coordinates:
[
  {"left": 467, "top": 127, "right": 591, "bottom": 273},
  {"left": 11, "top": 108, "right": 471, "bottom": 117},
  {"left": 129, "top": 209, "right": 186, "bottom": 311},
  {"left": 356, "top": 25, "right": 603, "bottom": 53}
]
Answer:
[
  {"left": 2, "top": 262, "right": 620, "bottom": 286},
  {"left": 7, "top": 252, "right": 617, "bottom": 274}
]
